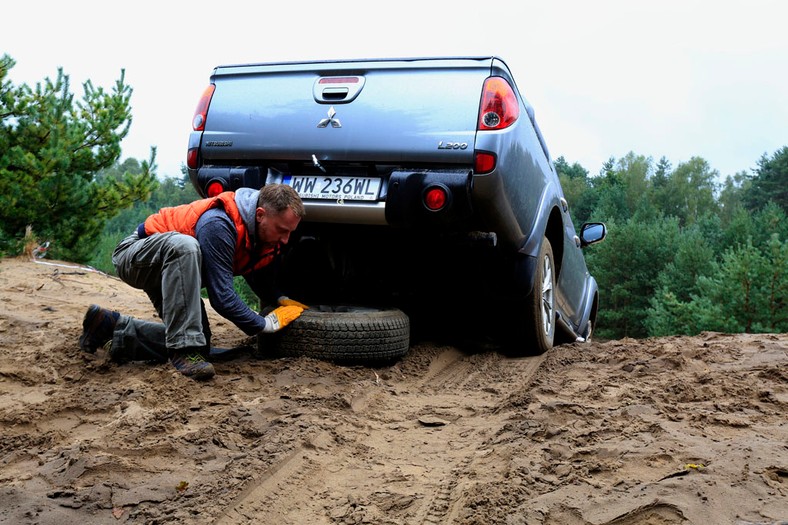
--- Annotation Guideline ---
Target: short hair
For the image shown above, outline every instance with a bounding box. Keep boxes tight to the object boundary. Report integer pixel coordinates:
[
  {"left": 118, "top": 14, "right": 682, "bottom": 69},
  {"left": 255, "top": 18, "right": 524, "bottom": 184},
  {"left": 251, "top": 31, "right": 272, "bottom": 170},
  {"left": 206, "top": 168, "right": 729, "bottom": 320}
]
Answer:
[{"left": 258, "top": 184, "right": 305, "bottom": 218}]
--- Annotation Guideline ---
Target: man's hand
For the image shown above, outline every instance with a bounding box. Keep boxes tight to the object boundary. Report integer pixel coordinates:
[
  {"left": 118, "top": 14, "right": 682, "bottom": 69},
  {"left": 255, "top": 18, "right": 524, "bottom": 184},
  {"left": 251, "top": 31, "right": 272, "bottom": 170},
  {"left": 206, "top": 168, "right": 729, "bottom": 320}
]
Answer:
[
  {"left": 261, "top": 305, "right": 304, "bottom": 333},
  {"left": 278, "top": 296, "right": 309, "bottom": 309}
]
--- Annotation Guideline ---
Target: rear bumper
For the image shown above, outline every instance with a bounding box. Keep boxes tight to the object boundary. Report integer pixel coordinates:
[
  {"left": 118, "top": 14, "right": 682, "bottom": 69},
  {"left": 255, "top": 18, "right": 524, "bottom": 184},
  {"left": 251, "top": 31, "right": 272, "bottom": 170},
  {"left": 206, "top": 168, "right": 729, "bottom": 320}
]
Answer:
[
  {"left": 192, "top": 165, "right": 474, "bottom": 229},
  {"left": 384, "top": 169, "right": 473, "bottom": 229}
]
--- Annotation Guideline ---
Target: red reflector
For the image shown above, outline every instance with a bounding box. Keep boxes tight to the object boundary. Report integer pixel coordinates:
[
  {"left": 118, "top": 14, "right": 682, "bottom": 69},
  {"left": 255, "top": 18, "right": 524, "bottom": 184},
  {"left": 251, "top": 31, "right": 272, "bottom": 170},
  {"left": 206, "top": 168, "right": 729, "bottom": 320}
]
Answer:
[
  {"left": 424, "top": 186, "right": 448, "bottom": 211},
  {"left": 206, "top": 181, "right": 225, "bottom": 198},
  {"left": 474, "top": 152, "right": 497, "bottom": 174},
  {"left": 187, "top": 148, "right": 199, "bottom": 170}
]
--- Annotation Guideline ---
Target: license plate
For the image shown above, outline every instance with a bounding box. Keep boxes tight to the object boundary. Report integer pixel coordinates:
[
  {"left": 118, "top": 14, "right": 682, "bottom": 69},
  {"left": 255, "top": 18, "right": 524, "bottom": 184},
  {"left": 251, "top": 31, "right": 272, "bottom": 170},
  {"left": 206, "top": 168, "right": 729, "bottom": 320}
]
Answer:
[{"left": 283, "top": 175, "right": 381, "bottom": 201}]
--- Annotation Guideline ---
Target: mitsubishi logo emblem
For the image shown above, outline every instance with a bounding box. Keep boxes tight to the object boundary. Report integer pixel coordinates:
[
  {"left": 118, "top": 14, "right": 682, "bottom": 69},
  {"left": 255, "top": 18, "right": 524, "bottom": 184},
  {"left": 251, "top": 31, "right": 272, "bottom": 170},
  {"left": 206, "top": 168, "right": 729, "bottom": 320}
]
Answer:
[{"left": 317, "top": 106, "right": 342, "bottom": 128}]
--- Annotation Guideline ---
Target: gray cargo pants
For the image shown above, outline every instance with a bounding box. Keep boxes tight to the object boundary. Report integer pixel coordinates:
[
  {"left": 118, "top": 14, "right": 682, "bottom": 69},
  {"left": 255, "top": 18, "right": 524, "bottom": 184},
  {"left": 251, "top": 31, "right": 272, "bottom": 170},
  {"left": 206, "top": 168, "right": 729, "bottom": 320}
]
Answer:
[{"left": 110, "top": 230, "right": 211, "bottom": 362}]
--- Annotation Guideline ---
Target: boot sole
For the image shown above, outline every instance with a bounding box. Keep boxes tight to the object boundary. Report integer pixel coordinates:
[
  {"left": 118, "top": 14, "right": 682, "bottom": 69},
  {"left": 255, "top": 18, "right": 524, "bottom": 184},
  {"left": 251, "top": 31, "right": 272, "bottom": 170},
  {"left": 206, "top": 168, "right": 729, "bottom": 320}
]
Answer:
[{"left": 79, "top": 305, "right": 102, "bottom": 353}]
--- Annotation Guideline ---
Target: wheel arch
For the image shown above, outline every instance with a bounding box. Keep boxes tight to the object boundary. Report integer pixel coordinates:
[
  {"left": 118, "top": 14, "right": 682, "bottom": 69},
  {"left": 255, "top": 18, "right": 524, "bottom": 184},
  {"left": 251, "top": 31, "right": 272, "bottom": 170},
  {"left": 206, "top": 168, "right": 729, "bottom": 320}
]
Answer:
[{"left": 543, "top": 206, "right": 565, "bottom": 281}]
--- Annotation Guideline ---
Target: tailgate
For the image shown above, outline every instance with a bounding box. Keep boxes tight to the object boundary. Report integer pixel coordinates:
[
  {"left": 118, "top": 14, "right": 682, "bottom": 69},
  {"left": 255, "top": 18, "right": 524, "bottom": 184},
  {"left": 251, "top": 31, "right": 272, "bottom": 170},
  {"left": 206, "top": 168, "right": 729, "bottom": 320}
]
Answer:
[{"left": 200, "top": 58, "right": 492, "bottom": 165}]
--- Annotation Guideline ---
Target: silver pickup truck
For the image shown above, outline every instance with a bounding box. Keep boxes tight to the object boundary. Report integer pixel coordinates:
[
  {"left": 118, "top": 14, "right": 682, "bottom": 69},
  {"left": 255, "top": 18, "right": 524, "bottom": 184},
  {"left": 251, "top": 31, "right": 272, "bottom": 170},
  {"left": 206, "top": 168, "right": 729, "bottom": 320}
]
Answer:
[{"left": 186, "top": 56, "right": 606, "bottom": 355}]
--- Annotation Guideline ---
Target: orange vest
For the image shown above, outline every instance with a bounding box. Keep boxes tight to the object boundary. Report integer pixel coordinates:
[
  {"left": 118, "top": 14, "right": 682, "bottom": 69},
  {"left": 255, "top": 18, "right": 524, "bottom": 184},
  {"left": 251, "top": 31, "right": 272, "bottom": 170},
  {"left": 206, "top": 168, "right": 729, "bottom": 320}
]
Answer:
[{"left": 142, "top": 192, "right": 277, "bottom": 275}]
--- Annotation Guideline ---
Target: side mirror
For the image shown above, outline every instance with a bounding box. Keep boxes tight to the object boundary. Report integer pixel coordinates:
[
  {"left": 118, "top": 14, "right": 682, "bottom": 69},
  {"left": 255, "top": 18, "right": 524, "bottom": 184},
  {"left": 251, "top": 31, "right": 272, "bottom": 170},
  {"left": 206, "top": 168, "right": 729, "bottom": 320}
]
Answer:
[{"left": 580, "top": 222, "right": 607, "bottom": 247}]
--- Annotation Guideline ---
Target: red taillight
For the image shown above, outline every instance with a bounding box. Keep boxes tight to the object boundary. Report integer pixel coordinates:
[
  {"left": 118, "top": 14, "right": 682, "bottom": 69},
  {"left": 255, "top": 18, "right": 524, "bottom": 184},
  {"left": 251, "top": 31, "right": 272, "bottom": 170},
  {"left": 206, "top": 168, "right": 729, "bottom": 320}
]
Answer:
[
  {"left": 206, "top": 180, "right": 225, "bottom": 198},
  {"left": 478, "top": 77, "right": 519, "bottom": 131},
  {"left": 192, "top": 84, "right": 216, "bottom": 131},
  {"left": 474, "top": 151, "right": 497, "bottom": 174},
  {"left": 424, "top": 186, "right": 448, "bottom": 211}
]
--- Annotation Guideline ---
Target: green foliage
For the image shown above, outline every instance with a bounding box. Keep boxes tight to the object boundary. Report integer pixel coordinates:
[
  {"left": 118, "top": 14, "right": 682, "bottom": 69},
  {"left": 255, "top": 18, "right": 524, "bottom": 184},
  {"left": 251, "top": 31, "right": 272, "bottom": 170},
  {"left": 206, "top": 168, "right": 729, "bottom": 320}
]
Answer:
[
  {"left": 616, "top": 152, "right": 651, "bottom": 216},
  {"left": 667, "top": 157, "right": 720, "bottom": 225},
  {"left": 0, "top": 54, "right": 157, "bottom": 262},
  {"left": 718, "top": 171, "right": 749, "bottom": 225},
  {"left": 645, "top": 290, "right": 730, "bottom": 337},
  {"left": 575, "top": 148, "right": 786, "bottom": 339},
  {"left": 584, "top": 216, "right": 681, "bottom": 338},
  {"left": 655, "top": 226, "right": 716, "bottom": 302},
  {"left": 0, "top": 228, "right": 19, "bottom": 259},
  {"left": 646, "top": 206, "right": 788, "bottom": 336},
  {"left": 587, "top": 153, "right": 663, "bottom": 223},
  {"left": 701, "top": 240, "right": 768, "bottom": 333},
  {"left": 591, "top": 181, "right": 629, "bottom": 223},
  {"left": 705, "top": 234, "right": 787, "bottom": 333},
  {"left": 744, "top": 146, "right": 788, "bottom": 213},
  {"left": 556, "top": 156, "right": 597, "bottom": 224},
  {"left": 720, "top": 202, "right": 788, "bottom": 255},
  {"left": 554, "top": 156, "right": 589, "bottom": 180},
  {"left": 763, "top": 235, "right": 788, "bottom": 330}
]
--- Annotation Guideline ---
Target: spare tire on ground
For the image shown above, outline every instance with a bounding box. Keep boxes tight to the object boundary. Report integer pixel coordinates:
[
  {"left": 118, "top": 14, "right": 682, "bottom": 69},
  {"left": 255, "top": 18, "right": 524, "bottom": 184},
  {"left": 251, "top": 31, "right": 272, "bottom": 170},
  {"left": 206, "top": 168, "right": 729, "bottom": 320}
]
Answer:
[{"left": 258, "top": 305, "right": 410, "bottom": 365}]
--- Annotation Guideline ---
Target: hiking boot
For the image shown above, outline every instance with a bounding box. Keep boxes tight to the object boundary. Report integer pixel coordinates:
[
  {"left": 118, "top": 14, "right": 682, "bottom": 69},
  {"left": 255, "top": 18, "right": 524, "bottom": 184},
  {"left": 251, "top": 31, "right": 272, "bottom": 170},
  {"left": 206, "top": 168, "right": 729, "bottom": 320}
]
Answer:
[
  {"left": 79, "top": 304, "right": 120, "bottom": 353},
  {"left": 170, "top": 352, "right": 215, "bottom": 380}
]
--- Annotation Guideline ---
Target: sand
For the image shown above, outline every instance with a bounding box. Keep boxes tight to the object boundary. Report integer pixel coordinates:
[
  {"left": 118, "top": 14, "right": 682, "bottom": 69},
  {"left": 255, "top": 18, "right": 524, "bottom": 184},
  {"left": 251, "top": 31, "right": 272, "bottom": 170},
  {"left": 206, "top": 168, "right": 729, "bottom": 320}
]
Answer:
[{"left": 0, "top": 257, "right": 786, "bottom": 525}]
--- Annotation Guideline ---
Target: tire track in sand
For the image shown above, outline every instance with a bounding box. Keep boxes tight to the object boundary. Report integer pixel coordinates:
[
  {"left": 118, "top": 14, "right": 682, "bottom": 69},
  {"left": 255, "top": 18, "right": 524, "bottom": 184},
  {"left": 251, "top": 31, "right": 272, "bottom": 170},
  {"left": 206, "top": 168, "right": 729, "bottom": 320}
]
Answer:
[
  {"left": 214, "top": 344, "right": 546, "bottom": 524},
  {"left": 406, "top": 347, "right": 546, "bottom": 524}
]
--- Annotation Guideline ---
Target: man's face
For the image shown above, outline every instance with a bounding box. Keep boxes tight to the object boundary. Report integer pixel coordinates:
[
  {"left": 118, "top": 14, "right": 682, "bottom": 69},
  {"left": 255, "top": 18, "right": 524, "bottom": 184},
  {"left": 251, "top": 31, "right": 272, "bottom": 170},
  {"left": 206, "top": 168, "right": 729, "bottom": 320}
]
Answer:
[{"left": 255, "top": 206, "right": 301, "bottom": 247}]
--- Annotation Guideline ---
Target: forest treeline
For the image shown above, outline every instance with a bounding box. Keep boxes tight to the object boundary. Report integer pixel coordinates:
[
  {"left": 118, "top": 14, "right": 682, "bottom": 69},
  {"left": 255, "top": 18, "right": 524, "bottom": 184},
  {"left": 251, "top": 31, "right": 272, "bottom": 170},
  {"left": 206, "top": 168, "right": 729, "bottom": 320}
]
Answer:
[
  {"left": 555, "top": 151, "right": 787, "bottom": 338},
  {"left": 1, "top": 54, "right": 785, "bottom": 340}
]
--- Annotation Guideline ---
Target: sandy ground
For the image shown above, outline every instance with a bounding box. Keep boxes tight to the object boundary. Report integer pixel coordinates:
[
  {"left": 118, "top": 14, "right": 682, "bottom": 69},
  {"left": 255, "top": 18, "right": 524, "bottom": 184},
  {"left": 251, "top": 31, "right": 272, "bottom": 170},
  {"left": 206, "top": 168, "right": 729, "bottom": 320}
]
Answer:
[{"left": 0, "top": 256, "right": 786, "bottom": 525}]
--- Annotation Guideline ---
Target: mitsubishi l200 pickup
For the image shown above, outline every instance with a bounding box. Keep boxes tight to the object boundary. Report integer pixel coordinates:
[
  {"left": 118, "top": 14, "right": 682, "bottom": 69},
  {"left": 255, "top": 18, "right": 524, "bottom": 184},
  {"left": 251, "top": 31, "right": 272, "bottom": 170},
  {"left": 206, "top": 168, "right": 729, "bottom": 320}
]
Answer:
[{"left": 186, "top": 56, "right": 606, "bottom": 355}]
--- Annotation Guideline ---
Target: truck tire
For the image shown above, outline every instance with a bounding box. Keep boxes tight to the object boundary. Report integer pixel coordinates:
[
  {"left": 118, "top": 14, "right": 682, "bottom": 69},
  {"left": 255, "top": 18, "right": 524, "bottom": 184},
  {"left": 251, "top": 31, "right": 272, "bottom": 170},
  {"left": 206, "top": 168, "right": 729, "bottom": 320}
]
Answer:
[
  {"left": 260, "top": 305, "right": 410, "bottom": 365},
  {"left": 525, "top": 237, "right": 556, "bottom": 354}
]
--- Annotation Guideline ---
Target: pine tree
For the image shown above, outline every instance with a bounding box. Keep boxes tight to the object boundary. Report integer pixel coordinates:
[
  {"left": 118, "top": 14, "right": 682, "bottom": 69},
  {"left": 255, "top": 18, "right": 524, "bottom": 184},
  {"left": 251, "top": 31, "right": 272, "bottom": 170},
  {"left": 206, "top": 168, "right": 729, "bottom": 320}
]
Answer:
[
  {"left": 0, "top": 54, "right": 157, "bottom": 262},
  {"left": 745, "top": 147, "right": 788, "bottom": 213}
]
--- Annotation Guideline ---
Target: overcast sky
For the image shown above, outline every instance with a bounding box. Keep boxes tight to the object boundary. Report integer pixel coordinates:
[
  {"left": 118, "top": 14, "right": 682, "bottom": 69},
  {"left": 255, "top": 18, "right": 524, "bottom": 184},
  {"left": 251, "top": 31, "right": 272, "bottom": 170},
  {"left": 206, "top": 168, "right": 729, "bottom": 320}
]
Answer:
[{"left": 4, "top": 0, "right": 787, "bottom": 182}]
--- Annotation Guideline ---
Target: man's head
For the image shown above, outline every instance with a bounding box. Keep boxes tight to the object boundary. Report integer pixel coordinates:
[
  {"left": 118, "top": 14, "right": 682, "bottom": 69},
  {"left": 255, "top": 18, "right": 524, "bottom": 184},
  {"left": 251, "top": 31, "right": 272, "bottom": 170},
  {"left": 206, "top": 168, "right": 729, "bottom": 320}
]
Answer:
[{"left": 255, "top": 184, "right": 305, "bottom": 248}]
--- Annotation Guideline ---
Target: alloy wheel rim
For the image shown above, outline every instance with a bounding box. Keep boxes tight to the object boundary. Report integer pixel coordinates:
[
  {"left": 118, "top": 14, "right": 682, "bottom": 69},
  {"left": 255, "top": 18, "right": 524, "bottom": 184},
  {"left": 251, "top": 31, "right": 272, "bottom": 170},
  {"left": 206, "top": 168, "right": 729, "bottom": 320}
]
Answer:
[{"left": 541, "top": 254, "right": 554, "bottom": 336}]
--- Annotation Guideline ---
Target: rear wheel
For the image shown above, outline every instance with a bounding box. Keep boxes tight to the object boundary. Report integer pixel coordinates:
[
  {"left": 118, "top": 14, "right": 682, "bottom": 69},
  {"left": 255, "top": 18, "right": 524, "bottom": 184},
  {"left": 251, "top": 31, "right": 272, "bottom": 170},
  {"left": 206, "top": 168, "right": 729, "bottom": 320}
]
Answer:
[{"left": 525, "top": 237, "right": 556, "bottom": 354}]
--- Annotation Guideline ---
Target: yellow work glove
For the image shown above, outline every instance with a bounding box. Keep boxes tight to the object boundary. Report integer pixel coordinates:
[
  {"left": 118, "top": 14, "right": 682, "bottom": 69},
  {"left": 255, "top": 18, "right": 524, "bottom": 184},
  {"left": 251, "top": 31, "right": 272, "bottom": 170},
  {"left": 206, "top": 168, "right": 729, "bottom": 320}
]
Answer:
[
  {"left": 261, "top": 305, "right": 304, "bottom": 333},
  {"left": 277, "top": 296, "right": 310, "bottom": 309}
]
